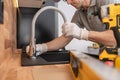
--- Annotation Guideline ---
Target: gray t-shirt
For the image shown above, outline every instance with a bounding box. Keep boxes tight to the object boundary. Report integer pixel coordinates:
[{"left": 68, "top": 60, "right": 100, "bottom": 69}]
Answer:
[
  {"left": 71, "top": 0, "right": 120, "bottom": 53},
  {"left": 71, "top": 0, "right": 120, "bottom": 31}
]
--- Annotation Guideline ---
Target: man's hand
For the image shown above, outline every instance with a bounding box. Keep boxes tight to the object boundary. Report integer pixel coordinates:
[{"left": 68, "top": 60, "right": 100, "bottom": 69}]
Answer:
[
  {"left": 26, "top": 43, "right": 48, "bottom": 56},
  {"left": 62, "top": 22, "right": 89, "bottom": 40}
]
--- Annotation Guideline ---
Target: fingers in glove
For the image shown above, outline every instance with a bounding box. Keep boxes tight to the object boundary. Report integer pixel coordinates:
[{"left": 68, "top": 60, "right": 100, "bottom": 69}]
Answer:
[
  {"left": 62, "top": 24, "right": 71, "bottom": 34},
  {"left": 35, "top": 44, "right": 48, "bottom": 56},
  {"left": 35, "top": 51, "right": 42, "bottom": 56}
]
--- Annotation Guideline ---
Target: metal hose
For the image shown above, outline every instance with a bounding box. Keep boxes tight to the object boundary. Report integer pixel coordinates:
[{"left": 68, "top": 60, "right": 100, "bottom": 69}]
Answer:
[{"left": 29, "top": 6, "right": 67, "bottom": 57}]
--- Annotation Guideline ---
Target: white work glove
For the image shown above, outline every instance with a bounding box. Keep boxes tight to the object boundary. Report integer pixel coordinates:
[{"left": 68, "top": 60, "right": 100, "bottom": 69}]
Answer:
[
  {"left": 62, "top": 22, "right": 89, "bottom": 40},
  {"left": 26, "top": 43, "right": 48, "bottom": 56}
]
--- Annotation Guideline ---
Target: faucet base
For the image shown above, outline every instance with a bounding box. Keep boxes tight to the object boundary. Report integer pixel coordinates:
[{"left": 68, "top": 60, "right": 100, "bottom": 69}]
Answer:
[{"left": 21, "top": 50, "right": 70, "bottom": 66}]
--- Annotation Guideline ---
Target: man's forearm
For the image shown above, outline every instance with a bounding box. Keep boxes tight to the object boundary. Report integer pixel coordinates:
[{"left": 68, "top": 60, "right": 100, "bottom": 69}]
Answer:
[
  {"left": 44, "top": 30, "right": 117, "bottom": 51},
  {"left": 46, "top": 35, "right": 73, "bottom": 51},
  {"left": 88, "top": 30, "right": 117, "bottom": 47}
]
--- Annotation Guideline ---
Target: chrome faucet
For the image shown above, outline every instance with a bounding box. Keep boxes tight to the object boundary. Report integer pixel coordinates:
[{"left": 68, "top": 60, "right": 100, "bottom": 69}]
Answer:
[{"left": 28, "top": 6, "right": 67, "bottom": 57}]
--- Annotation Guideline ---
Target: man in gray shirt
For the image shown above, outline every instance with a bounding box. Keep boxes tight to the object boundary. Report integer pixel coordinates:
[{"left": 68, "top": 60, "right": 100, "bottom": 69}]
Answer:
[{"left": 26, "top": 0, "right": 120, "bottom": 56}]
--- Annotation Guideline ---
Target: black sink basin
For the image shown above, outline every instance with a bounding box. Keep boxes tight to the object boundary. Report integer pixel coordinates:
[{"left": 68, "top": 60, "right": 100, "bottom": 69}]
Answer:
[{"left": 21, "top": 50, "right": 70, "bottom": 66}]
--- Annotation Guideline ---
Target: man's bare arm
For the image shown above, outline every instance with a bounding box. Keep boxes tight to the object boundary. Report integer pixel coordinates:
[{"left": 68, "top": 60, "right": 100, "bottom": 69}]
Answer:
[
  {"left": 46, "top": 35, "right": 73, "bottom": 51},
  {"left": 88, "top": 30, "right": 117, "bottom": 47}
]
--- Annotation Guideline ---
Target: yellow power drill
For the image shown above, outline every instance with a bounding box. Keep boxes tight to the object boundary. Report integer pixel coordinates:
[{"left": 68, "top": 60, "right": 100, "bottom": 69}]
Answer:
[{"left": 99, "top": 4, "right": 120, "bottom": 69}]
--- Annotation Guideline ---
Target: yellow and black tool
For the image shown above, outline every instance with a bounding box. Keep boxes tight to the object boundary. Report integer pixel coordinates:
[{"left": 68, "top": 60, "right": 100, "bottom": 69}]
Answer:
[{"left": 99, "top": 4, "right": 120, "bottom": 69}]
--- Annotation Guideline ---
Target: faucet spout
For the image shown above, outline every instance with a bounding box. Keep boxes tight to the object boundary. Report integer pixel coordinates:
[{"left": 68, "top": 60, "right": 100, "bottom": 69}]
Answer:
[{"left": 28, "top": 6, "right": 67, "bottom": 57}]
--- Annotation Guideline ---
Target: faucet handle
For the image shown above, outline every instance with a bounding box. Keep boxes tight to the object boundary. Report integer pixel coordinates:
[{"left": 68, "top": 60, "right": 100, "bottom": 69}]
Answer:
[{"left": 28, "top": 38, "right": 36, "bottom": 57}]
